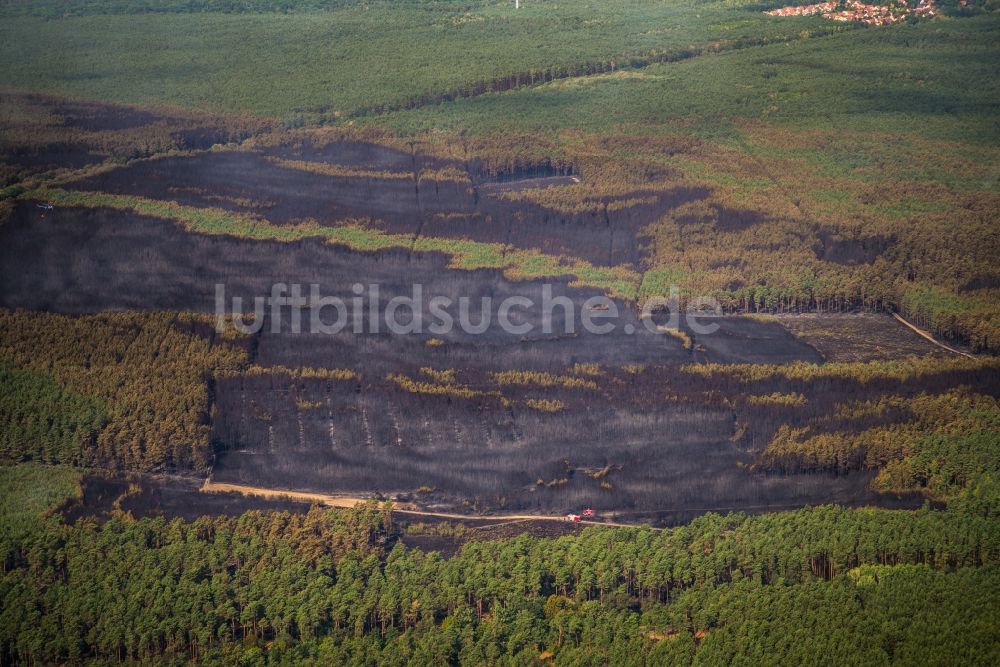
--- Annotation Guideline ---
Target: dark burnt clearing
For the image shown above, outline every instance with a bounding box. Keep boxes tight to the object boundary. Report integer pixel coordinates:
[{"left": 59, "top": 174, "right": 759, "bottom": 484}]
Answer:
[
  {"left": 62, "top": 148, "right": 701, "bottom": 267},
  {"left": 58, "top": 475, "right": 312, "bottom": 523},
  {"left": 693, "top": 315, "right": 823, "bottom": 365},
  {"left": 209, "top": 346, "right": 992, "bottom": 516},
  {"left": 776, "top": 312, "right": 943, "bottom": 361},
  {"left": 0, "top": 91, "right": 268, "bottom": 185},
  {"left": 0, "top": 202, "right": 810, "bottom": 370},
  {"left": 0, "top": 200, "right": 960, "bottom": 515},
  {"left": 208, "top": 355, "right": 976, "bottom": 514}
]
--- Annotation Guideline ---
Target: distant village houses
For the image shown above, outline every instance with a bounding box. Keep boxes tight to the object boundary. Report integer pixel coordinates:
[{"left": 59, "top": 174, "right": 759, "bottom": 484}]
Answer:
[{"left": 765, "top": 0, "right": 937, "bottom": 26}]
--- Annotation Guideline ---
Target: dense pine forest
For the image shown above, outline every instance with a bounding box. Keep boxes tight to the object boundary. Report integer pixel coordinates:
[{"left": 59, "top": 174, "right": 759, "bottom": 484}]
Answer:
[{"left": 3, "top": 464, "right": 1000, "bottom": 665}]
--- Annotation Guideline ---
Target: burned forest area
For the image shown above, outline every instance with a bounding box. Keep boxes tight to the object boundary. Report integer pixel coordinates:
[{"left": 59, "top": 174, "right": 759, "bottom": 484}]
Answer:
[
  {"left": 0, "top": 99, "right": 965, "bottom": 520},
  {"left": 1, "top": 2, "right": 999, "bottom": 662}
]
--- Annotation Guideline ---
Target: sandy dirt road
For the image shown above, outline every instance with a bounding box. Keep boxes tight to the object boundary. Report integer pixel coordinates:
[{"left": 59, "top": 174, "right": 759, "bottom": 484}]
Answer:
[
  {"left": 891, "top": 313, "right": 974, "bottom": 358},
  {"left": 200, "top": 479, "right": 650, "bottom": 528}
]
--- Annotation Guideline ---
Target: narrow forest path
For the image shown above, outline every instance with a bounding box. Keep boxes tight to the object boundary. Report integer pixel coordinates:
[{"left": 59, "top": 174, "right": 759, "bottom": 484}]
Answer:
[
  {"left": 201, "top": 481, "right": 836, "bottom": 529},
  {"left": 200, "top": 479, "right": 652, "bottom": 529},
  {"left": 891, "top": 313, "right": 975, "bottom": 358}
]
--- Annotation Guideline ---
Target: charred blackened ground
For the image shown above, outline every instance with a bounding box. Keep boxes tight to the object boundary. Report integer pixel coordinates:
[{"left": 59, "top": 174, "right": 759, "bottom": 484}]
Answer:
[
  {"left": 0, "top": 201, "right": 808, "bottom": 370},
  {"left": 208, "top": 366, "right": 932, "bottom": 515},
  {"left": 60, "top": 148, "right": 699, "bottom": 268},
  {"left": 0, "top": 92, "right": 269, "bottom": 185},
  {"left": 776, "top": 312, "right": 947, "bottom": 362},
  {"left": 0, "top": 196, "right": 961, "bottom": 516},
  {"left": 57, "top": 475, "right": 312, "bottom": 523},
  {"left": 0, "top": 120, "right": 976, "bottom": 522},
  {"left": 208, "top": 344, "right": 996, "bottom": 514}
]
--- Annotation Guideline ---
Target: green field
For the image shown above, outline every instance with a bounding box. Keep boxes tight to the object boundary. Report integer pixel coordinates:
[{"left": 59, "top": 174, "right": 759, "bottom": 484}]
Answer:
[
  {"left": 1, "top": 1, "right": 994, "bottom": 147},
  {"left": 0, "top": 1, "right": 844, "bottom": 120},
  {"left": 376, "top": 12, "right": 1000, "bottom": 143}
]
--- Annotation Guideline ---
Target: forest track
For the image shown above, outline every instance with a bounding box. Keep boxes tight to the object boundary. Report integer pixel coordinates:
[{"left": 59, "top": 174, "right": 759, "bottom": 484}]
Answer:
[
  {"left": 201, "top": 479, "right": 373, "bottom": 508},
  {"left": 202, "top": 480, "right": 873, "bottom": 526},
  {"left": 200, "top": 479, "right": 653, "bottom": 528},
  {"left": 891, "top": 313, "right": 974, "bottom": 358}
]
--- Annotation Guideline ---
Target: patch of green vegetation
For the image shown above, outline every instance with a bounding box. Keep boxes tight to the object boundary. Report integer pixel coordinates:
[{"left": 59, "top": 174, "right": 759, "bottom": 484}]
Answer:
[
  {"left": 412, "top": 236, "right": 507, "bottom": 270},
  {"left": 873, "top": 197, "right": 955, "bottom": 219},
  {"left": 639, "top": 267, "right": 693, "bottom": 300},
  {"left": 0, "top": 463, "right": 83, "bottom": 545},
  {"left": 670, "top": 157, "right": 774, "bottom": 189},
  {"left": 0, "top": 462, "right": 82, "bottom": 521},
  {"left": 810, "top": 188, "right": 853, "bottom": 203},
  {"left": 906, "top": 429, "right": 1000, "bottom": 500},
  {"left": 0, "top": 184, "right": 26, "bottom": 201},
  {"left": 897, "top": 283, "right": 999, "bottom": 351},
  {"left": 0, "top": 0, "right": 358, "bottom": 15},
  {"left": 507, "top": 253, "right": 641, "bottom": 299},
  {"left": 806, "top": 187, "right": 857, "bottom": 216},
  {"left": 0, "top": 366, "right": 107, "bottom": 465},
  {"left": 3, "top": 498, "right": 1000, "bottom": 664},
  {"left": 902, "top": 283, "right": 976, "bottom": 322}
]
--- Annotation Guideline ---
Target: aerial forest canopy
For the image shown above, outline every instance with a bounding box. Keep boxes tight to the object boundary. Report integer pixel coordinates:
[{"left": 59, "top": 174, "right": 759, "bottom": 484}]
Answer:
[
  {"left": 0, "top": 0, "right": 998, "bottom": 665},
  {"left": 3, "top": 466, "right": 1000, "bottom": 664}
]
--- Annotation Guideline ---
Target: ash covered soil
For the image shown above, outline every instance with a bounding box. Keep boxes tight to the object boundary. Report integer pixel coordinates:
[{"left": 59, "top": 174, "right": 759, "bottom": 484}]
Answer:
[
  {"left": 0, "top": 105, "right": 952, "bottom": 520},
  {"left": 62, "top": 145, "right": 699, "bottom": 268},
  {"left": 0, "top": 199, "right": 946, "bottom": 517}
]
